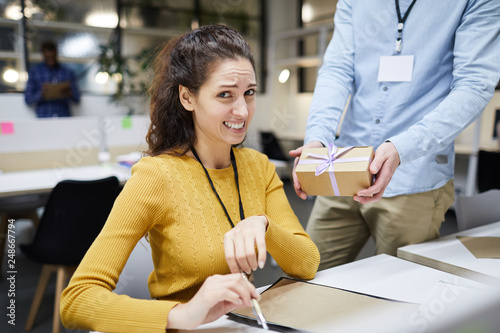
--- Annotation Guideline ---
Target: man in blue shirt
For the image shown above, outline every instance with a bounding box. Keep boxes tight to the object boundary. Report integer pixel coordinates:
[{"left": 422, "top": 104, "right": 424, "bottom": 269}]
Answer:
[
  {"left": 25, "top": 41, "right": 80, "bottom": 118},
  {"left": 291, "top": 0, "right": 500, "bottom": 270}
]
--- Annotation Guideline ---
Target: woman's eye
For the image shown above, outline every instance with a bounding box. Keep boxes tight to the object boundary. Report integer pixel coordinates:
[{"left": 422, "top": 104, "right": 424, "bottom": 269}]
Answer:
[
  {"left": 218, "top": 92, "right": 230, "bottom": 98},
  {"left": 245, "top": 89, "right": 256, "bottom": 96}
]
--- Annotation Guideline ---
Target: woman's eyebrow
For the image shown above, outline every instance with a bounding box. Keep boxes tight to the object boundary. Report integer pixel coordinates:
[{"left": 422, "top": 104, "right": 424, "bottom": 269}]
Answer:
[{"left": 218, "top": 83, "right": 257, "bottom": 89}]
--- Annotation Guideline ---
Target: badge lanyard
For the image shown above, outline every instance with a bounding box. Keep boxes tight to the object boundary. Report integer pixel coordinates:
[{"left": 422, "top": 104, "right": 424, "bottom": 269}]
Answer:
[
  {"left": 191, "top": 147, "right": 245, "bottom": 228},
  {"left": 395, "top": 0, "right": 417, "bottom": 53}
]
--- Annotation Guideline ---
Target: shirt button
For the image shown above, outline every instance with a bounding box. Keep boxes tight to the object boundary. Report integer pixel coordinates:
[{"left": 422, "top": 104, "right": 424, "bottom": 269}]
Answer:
[
  {"left": 375, "top": 119, "right": 380, "bottom": 124},
  {"left": 383, "top": 86, "right": 388, "bottom": 91}
]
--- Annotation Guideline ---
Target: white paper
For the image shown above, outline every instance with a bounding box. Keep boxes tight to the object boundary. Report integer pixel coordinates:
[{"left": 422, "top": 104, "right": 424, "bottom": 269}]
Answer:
[{"left": 311, "top": 254, "right": 485, "bottom": 304}]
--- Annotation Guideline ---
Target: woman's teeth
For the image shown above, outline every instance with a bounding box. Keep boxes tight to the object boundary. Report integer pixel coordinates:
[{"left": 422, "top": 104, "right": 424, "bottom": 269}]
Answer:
[{"left": 224, "top": 121, "right": 244, "bottom": 129}]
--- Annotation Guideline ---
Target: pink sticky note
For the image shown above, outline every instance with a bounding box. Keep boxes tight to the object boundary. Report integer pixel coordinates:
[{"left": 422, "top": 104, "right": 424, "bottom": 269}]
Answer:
[{"left": 0, "top": 122, "right": 14, "bottom": 135}]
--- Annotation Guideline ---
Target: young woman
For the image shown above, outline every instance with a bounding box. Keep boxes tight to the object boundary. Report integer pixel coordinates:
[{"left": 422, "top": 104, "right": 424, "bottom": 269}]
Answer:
[{"left": 61, "top": 24, "right": 319, "bottom": 332}]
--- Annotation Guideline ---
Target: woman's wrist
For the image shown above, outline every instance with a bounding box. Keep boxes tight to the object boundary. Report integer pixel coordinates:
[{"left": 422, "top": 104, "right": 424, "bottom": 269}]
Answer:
[
  {"left": 259, "top": 215, "right": 269, "bottom": 230},
  {"left": 166, "top": 303, "right": 194, "bottom": 330}
]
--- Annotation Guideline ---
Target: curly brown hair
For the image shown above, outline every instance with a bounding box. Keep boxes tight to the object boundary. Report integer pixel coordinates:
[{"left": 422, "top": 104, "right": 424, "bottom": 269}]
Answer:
[{"left": 146, "top": 24, "right": 256, "bottom": 157}]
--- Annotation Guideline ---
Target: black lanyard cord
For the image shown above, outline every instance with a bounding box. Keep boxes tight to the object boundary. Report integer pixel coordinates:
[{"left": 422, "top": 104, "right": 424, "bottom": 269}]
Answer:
[
  {"left": 191, "top": 147, "right": 245, "bottom": 228},
  {"left": 395, "top": 0, "right": 417, "bottom": 24},
  {"left": 394, "top": 0, "right": 417, "bottom": 52}
]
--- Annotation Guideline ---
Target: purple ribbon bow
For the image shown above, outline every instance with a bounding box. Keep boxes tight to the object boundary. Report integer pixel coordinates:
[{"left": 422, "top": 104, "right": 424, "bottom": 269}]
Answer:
[{"left": 299, "top": 144, "right": 370, "bottom": 196}]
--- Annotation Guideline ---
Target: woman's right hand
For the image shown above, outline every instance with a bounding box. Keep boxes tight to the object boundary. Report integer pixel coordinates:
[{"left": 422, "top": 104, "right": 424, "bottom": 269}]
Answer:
[{"left": 166, "top": 273, "right": 259, "bottom": 329}]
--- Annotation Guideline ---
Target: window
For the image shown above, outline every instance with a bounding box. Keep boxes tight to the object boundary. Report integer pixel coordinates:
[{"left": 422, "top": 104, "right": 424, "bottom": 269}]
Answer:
[
  {"left": 298, "top": 0, "right": 336, "bottom": 92},
  {"left": 0, "top": 0, "right": 265, "bottom": 96},
  {"left": 0, "top": 1, "right": 21, "bottom": 92},
  {"left": 199, "top": 0, "right": 264, "bottom": 90}
]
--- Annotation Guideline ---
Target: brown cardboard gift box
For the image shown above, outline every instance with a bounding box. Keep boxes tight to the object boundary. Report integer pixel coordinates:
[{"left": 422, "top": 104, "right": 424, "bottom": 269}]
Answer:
[{"left": 296, "top": 145, "right": 374, "bottom": 196}]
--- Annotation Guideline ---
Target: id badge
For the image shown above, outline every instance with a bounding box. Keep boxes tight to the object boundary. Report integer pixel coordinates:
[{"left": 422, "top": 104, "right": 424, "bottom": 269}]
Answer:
[{"left": 377, "top": 55, "right": 414, "bottom": 82}]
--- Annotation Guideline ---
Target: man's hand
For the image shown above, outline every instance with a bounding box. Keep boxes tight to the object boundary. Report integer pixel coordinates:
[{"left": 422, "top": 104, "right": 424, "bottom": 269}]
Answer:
[
  {"left": 41, "top": 83, "right": 51, "bottom": 100},
  {"left": 60, "top": 83, "right": 72, "bottom": 98},
  {"left": 289, "top": 141, "right": 324, "bottom": 200},
  {"left": 354, "top": 141, "right": 400, "bottom": 204}
]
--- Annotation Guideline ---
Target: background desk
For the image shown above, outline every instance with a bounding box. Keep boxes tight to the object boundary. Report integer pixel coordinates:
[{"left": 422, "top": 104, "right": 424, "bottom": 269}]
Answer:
[
  {"left": 0, "top": 164, "right": 131, "bottom": 198},
  {"left": 398, "top": 221, "right": 500, "bottom": 286},
  {"left": 179, "top": 254, "right": 491, "bottom": 333}
]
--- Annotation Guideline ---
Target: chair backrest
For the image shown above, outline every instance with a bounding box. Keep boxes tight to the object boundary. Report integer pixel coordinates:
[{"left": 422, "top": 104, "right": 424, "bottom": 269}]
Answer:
[
  {"left": 23, "top": 176, "right": 121, "bottom": 265},
  {"left": 114, "top": 238, "right": 154, "bottom": 299},
  {"left": 260, "top": 131, "right": 288, "bottom": 161},
  {"left": 477, "top": 150, "right": 500, "bottom": 193},
  {"left": 455, "top": 189, "right": 500, "bottom": 231}
]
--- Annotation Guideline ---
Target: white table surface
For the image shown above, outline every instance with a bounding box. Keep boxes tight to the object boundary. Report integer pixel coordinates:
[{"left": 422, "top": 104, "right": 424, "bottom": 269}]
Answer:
[
  {"left": 0, "top": 164, "right": 131, "bottom": 198},
  {"left": 398, "top": 221, "right": 500, "bottom": 285},
  {"left": 180, "top": 254, "right": 490, "bottom": 333}
]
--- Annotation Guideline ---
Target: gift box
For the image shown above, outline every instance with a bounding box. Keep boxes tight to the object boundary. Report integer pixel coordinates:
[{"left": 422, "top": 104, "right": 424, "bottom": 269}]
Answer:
[{"left": 296, "top": 145, "right": 374, "bottom": 196}]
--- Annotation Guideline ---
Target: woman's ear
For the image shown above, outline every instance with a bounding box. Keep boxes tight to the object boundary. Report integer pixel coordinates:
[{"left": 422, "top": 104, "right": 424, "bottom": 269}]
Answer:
[{"left": 179, "top": 85, "right": 195, "bottom": 111}]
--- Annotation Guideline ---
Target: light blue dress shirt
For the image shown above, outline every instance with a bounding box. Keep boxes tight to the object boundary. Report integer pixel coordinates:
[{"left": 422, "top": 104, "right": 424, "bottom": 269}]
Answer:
[{"left": 305, "top": 0, "right": 500, "bottom": 197}]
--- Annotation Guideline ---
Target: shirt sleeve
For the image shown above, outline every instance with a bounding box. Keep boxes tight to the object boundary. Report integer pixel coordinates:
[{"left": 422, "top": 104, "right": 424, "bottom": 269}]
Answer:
[
  {"left": 69, "top": 70, "right": 81, "bottom": 103},
  {"left": 24, "top": 69, "right": 43, "bottom": 105},
  {"left": 60, "top": 158, "right": 175, "bottom": 333},
  {"left": 263, "top": 159, "right": 320, "bottom": 280},
  {"left": 305, "top": 0, "right": 355, "bottom": 146},
  {"left": 389, "top": 0, "right": 500, "bottom": 164}
]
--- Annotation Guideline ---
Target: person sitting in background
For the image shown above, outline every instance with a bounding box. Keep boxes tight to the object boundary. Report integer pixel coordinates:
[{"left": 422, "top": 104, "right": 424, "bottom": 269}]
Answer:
[
  {"left": 24, "top": 40, "right": 80, "bottom": 118},
  {"left": 60, "top": 24, "right": 319, "bottom": 332}
]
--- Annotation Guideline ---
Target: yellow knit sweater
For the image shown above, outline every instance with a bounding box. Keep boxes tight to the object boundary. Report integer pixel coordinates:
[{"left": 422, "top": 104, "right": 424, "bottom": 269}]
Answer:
[{"left": 60, "top": 148, "right": 320, "bottom": 332}]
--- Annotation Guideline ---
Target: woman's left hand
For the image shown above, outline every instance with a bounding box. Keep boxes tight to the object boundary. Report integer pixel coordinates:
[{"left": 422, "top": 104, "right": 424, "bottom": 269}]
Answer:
[{"left": 224, "top": 215, "right": 268, "bottom": 274}]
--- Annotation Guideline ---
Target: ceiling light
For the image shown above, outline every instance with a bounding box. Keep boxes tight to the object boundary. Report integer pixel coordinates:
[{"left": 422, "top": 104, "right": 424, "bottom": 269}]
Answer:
[
  {"left": 4, "top": 5, "right": 22, "bottom": 20},
  {"left": 95, "top": 71, "right": 109, "bottom": 85},
  {"left": 60, "top": 33, "right": 98, "bottom": 58},
  {"left": 3, "top": 69, "right": 19, "bottom": 83},
  {"left": 111, "top": 73, "right": 123, "bottom": 83},
  {"left": 278, "top": 69, "right": 291, "bottom": 84},
  {"left": 85, "top": 12, "right": 119, "bottom": 28},
  {"left": 302, "top": 3, "right": 314, "bottom": 23}
]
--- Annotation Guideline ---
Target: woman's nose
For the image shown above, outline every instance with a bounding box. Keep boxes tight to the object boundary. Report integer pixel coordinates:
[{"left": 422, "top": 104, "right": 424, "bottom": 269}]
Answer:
[{"left": 232, "top": 96, "right": 248, "bottom": 117}]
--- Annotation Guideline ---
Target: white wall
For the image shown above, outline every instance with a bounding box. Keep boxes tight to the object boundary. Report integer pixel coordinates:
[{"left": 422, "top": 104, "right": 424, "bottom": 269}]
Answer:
[
  {"left": 0, "top": 94, "right": 35, "bottom": 119},
  {"left": 258, "top": 0, "right": 311, "bottom": 146},
  {"left": 0, "top": 93, "right": 148, "bottom": 120}
]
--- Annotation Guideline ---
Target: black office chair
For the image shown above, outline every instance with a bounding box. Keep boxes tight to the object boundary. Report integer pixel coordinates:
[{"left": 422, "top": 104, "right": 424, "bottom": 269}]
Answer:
[
  {"left": 22, "top": 176, "right": 121, "bottom": 333},
  {"left": 259, "top": 131, "right": 292, "bottom": 180},
  {"left": 477, "top": 150, "right": 500, "bottom": 193},
  {"left": 259, "top": 131, "right": 289, "bottom": 161},
  {"left": 0, "top": 193, "right": 49, "bottom": 265}
]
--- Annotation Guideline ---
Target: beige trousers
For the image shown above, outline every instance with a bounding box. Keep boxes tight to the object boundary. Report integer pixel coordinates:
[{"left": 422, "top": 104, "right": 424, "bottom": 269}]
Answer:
[{"left": 306, "top": 180, "right": 455, "bottom": 271}]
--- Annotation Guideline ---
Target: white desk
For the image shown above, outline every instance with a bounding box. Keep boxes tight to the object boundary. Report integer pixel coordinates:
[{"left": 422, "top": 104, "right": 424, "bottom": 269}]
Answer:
[
  {"left": 398, "top": 221, "right": 500, "bottom": 286},
  {"left": 0, "top": 164, "right": 131, "bottom": 198},
  {"left": 180, "top": 254, "right": 491, "bottom": 333}
]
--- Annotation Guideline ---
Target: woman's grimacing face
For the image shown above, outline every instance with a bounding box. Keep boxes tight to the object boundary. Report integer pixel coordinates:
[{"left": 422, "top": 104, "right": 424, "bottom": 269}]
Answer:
[{"left": 186, "top": 58, "right": 257, "bottom": 150}]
